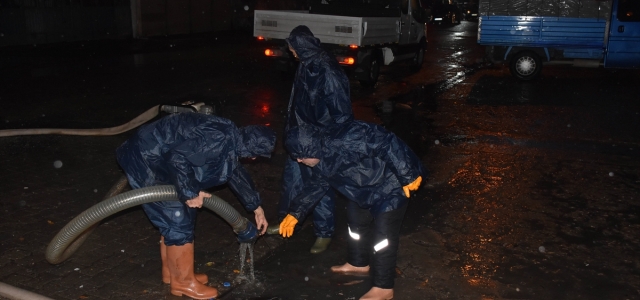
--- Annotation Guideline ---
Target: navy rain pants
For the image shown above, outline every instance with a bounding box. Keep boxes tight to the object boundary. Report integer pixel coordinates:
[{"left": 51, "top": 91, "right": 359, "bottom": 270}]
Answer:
[
  {"left": 123, "top": 154, "right": 199, "bottom": 247},
  {"left": 346, "top": 201, "right": 408, "bottom": 289}
]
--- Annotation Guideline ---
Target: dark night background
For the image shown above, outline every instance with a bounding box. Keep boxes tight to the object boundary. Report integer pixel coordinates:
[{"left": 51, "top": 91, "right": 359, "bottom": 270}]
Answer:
[{"left": 1, "top": 0, "right": 639, "bottom": 300}]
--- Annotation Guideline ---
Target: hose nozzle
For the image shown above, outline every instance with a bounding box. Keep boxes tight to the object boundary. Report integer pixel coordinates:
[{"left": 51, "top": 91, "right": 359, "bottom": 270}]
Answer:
[
  {"left": 236, "top": 219, "right": 258, "bottom": 243},
  {"left": 160, "top": 103, "right": 215, "bottom": 115}
]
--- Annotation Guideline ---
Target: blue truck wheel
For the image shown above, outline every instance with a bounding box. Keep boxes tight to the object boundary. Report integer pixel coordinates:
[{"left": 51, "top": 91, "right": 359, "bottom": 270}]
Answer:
[{"left": 509, "top": 51, "right": 542, "bottom": 80}]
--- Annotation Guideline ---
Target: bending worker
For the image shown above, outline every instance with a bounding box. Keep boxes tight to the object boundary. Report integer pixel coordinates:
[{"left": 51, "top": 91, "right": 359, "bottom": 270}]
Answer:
[
  {"left": 268, "top": 24, "right": 354, "bottom": 254},
  {"left": 279, "top": 121, "right": 425, "bottom": 300},
  {"left": 116, "top": 112, "right": 276, "bottom": 299}
]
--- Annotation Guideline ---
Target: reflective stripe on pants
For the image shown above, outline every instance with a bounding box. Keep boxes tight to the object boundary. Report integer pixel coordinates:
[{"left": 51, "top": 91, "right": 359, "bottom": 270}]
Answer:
[{"left": 346, "top": 201, "right": 408, "bottom": 289}]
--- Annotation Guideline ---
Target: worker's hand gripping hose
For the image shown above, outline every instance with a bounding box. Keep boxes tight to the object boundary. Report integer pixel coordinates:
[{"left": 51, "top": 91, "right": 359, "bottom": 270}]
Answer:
[{"left": 45, "top": 178, "right": 257, "bottom": 264}]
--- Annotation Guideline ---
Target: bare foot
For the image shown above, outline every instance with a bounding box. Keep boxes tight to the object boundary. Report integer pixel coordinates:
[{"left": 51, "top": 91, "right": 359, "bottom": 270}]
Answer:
[
  {"left": 360, "top": 287, "right": 394, "bottom": 300},
  {"left": 330, "top": 262, "right": 370, "bottom": 275}
]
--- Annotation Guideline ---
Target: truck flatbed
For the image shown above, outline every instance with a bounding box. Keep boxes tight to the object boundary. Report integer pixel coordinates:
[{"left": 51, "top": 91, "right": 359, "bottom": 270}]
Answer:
[
  {"left": 254, "top": 10, "right": 400, "bottom": 46},
  {"left": 479, "top": 16, "right": 607, "bottom": 49}
]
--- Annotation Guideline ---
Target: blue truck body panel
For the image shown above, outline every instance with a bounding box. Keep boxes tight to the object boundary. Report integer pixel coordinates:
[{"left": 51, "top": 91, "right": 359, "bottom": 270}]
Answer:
[
  {"left": 479, "top": 16, "right": 606, "bottom": 51},
  {"left": 605, "top": 0, "right": 640, "bottom": 68},
  {"left": 478, "top": 0, "right": 640, "bottom": 71}
]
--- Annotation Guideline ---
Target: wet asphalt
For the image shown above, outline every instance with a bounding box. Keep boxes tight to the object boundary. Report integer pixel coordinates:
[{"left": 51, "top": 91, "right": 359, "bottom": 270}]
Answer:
[{"left": 1, "top": 21, "right": 639, "bottom": 300}]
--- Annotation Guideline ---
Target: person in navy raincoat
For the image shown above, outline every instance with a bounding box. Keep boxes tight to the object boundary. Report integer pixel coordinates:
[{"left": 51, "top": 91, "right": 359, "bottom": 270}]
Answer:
[
  {"left": 116, "top": 113, "right": 276, "bottom": 300},
  {"left": 278, "top": 122, "right": 425, "bottom": 300},
  {"left": 268, "top": 25, "right": 354, "bottom": 254}
]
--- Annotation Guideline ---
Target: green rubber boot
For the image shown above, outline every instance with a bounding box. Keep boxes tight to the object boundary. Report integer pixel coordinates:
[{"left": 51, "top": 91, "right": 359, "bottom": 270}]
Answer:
[{"left": 310, "top": 237, "right": 332, "bottom": 254}]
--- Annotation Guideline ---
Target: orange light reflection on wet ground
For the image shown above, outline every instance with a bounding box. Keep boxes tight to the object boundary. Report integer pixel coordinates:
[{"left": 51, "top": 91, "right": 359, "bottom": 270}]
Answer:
[{"left": 448, "top": 149, "right": 514, "bottom": 291}]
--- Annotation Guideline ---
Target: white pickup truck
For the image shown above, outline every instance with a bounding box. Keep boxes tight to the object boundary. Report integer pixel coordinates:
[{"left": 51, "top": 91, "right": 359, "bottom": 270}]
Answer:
[{"left": 253, "top": 0, "right": 430, "bottom": 87}]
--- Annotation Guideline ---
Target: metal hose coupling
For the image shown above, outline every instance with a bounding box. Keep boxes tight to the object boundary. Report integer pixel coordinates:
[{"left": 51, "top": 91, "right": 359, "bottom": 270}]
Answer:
[
  {"left": 160, "top": 102, "right": 215, "bottom": 115},
  {"left": 236, "top": 221, "right": 258, "bottom": 243}
]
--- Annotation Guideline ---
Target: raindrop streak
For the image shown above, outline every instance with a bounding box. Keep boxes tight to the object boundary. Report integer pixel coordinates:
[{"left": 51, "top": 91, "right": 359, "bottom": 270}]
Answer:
[{"left": 238, "top": 242, "right": 255, "bottom": 282}]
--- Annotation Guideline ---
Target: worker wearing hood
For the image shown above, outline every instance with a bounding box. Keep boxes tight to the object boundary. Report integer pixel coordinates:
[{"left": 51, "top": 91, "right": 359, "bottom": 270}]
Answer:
[
  {"left": 279, "top": 121, "right": 425, "bottom": 300},
  {"left": 116, "top": 112, "right": 276, "bottom": 299},
  {"left": 270, "top": 25, "right": 354, "bottom": 254}
]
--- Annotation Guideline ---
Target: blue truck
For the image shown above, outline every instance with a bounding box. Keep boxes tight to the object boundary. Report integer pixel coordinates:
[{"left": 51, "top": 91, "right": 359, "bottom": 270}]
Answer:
[{"left": 477, "top": 0, "right": 640, "bottom": 80}]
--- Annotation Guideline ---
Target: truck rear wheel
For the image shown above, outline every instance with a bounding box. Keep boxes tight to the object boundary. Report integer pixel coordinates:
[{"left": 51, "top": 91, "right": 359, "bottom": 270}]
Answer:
[
  {"left": 411, "top": 46, "right": 425, "bottom": 71},
  {"left": 359, "top": 56, "right": 380, "bottom": 87},
  {"left": 509, "top": 51, "right": 542, "bottom": 80}
]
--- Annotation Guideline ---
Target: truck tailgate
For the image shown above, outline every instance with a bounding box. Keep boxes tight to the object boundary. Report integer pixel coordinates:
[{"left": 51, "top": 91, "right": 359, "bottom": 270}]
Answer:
[{"left": 254, "top": 10, "right": 399, "bottom": 46}]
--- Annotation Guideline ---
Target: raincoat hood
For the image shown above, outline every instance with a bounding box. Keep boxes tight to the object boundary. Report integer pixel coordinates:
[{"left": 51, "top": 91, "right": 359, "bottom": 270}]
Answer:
[
  {"left": 238, "top": 125, "right": 276, "bottom": 158},
  {"left": 285, "top": 25, "right": 324, "bottom": 62},
  {"left": 284, "top": 124, "right": 323, "bottom": 160}
]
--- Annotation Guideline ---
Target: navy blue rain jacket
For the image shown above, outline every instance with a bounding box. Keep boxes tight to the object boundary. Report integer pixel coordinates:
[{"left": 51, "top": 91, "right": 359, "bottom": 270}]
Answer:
[
  {"left": 280, "top": 25, "right": 354, "bottom": 229},
  {"left": 285, "top": 121, "right": 427, "bottom": 219},
  {"left": 285, "top": 25, "right": 353, "bottom": 131},
  {"left": 116, "top": 113, "right": 275, "bottom": 212}
]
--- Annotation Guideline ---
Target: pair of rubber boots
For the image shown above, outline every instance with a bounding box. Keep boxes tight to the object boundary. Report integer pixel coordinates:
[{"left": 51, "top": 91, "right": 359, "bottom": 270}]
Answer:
[
  {"left": 266, "top": 224, "right": 331, "bottom": 254},
  {"left": 160, "top": 237, "right": 218, "bottom": 299}
]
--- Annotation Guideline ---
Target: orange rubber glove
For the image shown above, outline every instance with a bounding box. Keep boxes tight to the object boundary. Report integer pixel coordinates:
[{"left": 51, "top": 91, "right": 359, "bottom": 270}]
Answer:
[
  {"left": 402, "top": 176, "right": 422, "bottom": 198},
  {"left": 279, "top": 214, "right": 299, "bottom": 238}
]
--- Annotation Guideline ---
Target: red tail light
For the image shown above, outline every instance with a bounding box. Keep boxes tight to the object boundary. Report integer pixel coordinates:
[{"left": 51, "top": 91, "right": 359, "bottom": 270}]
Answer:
[
  {"left": 264, "top": 49, "right": 285, "bottom": 57},
  {"left": 338, "top": 57, "right": 355, "bottom": 65}
]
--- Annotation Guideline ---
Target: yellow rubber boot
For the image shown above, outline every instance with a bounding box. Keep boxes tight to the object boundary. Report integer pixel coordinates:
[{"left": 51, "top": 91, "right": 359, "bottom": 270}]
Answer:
[
  {"left": 160, "top": 236, "right": 208, "bottom": 284},
  {"left": 330, "top": 262, "right": 370, "bottom": 275},
  {"left": 166, "top": 243, "right": 218, "bottom": 299},
  {"left": 360, "top": 287, "right": 394, "bottom": 300}
]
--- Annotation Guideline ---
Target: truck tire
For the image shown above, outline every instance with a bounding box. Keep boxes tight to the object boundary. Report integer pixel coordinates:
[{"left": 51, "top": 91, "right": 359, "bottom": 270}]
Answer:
[
  {"left": 359, "top": 55, "right": 380, "bottom": 87},
  {"left": 509, "top": 51, "right": 542, "bottom": 80},
  {"left": 411, "top": 46, "right": 425, "bottom": 71}
]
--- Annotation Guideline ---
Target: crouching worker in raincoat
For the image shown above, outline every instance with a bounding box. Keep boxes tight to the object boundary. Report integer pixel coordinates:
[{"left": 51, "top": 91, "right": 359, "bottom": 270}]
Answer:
[
  {"left": 279, "top": 122, "right": 426, "bottom": 300},
  {"left": 116, "top": 112, "right": 276, "bottom": 299}
]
